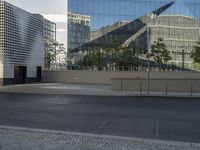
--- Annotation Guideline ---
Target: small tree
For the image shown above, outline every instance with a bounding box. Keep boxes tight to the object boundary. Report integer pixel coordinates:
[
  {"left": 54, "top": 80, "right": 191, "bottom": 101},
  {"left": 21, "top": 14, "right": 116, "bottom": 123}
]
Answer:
[
  {"left": 45, "top": 48, "right": 56, "bottom": 70},
  {"left": 191, "top": 41, "right": 200, "bottom": 63},
  {"left": 147, "top": 38, "right": 171, "bottom": 68},
  {"left": 81, "top": 50, "right": 99, "bottom": 70},
  {"left": 162, "top": 47, "right": 172, "bottom": 65}
]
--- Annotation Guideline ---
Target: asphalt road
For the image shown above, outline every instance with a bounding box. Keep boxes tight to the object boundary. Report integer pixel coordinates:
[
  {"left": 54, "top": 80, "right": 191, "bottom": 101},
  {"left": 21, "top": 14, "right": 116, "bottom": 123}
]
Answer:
[{"left": 0, "top": 93, "right": 200, "bottom": 143}]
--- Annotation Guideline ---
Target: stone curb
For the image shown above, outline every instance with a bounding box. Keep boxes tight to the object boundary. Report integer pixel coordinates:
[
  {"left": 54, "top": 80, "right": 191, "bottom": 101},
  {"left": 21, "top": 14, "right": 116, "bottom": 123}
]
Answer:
[
  {"left": 1, "top": 91, "right": 200, "bottom": 99},
  {"left": 0, "top": 83, "right": 200, "bottom": 98},
  {"left": 0, "top": 125, "right": 199, "bottom": 149}
]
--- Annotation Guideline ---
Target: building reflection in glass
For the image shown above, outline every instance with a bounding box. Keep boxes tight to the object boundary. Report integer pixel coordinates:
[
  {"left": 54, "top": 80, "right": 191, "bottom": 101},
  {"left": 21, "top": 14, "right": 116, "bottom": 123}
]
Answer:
[{"left": 68, "top": 0, "right": 200, "bottom": 71}]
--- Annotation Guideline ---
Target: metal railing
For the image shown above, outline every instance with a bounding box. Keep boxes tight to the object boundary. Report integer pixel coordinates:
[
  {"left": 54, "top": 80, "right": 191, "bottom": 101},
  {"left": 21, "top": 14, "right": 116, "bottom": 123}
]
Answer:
[{"left": 114, "top": 78, "right": 200, "bottom": 97}]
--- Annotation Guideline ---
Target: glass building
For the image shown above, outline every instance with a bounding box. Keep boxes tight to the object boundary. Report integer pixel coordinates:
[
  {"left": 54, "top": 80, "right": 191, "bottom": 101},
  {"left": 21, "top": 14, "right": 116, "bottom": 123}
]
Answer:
[
  {"left": 68, "top": 12, "right": 90, "bottom": 65},
  {"left": 68, "top": 0, "right": 200, "bottom": 70}
]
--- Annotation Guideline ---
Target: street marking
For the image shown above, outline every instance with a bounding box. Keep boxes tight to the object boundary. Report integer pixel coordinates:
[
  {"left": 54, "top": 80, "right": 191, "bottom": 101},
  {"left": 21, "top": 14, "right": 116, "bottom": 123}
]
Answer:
[{"left": 94, "top": 117, "right": 112, "bottom": 133}]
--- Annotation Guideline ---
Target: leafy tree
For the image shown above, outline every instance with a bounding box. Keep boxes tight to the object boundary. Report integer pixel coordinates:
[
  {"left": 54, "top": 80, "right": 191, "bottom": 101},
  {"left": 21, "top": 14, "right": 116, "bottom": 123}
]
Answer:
[
  {"left": 45, "top": 48, "right": 56, "bottom": 70},
  {"left": 191, "top": 41, "right": 200, "bottom": 63},
  {"left": 81, "top": 49, "right": 101, "bottom": 70},
  {"left": 82, "top": 51, "right": 98, "bottom": 67},
  {"left": 45, "top": 44, "right": 66, "bottom": 70},
  {"left": 162, "top": 48, "right": 172, "bottom": 64},
  {"left": 147, "top": 38, "right": 172, "bottom": 67},
  {"left": 81, "top": 39, "right": 141, "bottom": 70},
  {"left": 119, "top": 48, "right": 137, "bottom": 70}
]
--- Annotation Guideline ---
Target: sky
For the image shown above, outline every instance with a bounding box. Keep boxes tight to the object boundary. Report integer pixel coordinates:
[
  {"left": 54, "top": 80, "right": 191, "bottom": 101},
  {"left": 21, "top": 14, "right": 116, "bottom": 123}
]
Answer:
[{"left": 4, "top": 0, "right": 67, "bottom": 48}]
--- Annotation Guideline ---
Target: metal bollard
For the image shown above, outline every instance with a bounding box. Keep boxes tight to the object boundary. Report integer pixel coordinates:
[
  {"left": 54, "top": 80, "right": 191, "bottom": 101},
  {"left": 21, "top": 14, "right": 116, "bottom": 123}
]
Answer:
[
  {"left": 120, "top": 80, "right": 123, "bottom": 92},
  {"left": 140, "top": 82, "right": 142, "bottom": 96},
  {"left": 191, "top": 82, "right": 193, "bottom": 96},
  {"left": 165, "top": 82, "right": 168, "bottom": 96}
]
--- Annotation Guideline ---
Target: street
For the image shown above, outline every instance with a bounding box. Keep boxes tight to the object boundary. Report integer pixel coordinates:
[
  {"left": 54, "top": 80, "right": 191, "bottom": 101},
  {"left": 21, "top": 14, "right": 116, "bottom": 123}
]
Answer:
[{"left": 0, "top": 93, "right": 200, "bottom": 143}]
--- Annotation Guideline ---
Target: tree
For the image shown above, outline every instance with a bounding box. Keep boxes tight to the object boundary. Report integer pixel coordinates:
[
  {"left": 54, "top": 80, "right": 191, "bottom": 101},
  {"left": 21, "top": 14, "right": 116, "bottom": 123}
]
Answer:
[
  {"left": 118, "top": 48, "right": 137, "bottom": 70},
  {"left": 162, "top": 47, "right": 172, "bottom": 65},
  {"left": 147, "top": 38, "right": 172, "bottom": 67},
  {"left": 45, "top": 47, "right": 56, "bottom": 70},
  {"left": 191, "top": 41, "right": 200, "bottom": 63}
]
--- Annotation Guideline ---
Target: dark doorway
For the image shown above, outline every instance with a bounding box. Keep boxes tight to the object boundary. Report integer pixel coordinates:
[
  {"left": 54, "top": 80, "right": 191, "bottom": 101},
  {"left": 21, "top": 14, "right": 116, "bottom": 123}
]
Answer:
[
  {"left": 14, "top": 66, "right": 27, "bottom": 84},
  {"left": 36, "top": 66, "right": 42, "bottom": 82}
]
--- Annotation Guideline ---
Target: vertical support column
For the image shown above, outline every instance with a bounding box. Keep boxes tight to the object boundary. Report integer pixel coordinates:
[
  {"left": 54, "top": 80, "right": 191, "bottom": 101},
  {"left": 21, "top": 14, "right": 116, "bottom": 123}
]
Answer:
[
  {"left": 191, "top": 82, "right": 193, "bottom": 96},
  {"left": 182, "top": 49, "right": 185, "bottom": 71},
  {"left": 120, "top": 80, "right": 123, "bottom": 92},
  {"left": 165, "top": 82, "right": 168, "bottom": 96}
]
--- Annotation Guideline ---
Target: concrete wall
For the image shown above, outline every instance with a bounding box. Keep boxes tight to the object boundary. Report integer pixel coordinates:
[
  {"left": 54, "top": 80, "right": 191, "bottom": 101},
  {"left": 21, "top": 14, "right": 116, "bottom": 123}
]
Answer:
[
  {"left": 43, "top": 70, "right": 200, "bottom": 89},
  {"left": 43, "top": 70, "right": 154, "bottom": 84}
]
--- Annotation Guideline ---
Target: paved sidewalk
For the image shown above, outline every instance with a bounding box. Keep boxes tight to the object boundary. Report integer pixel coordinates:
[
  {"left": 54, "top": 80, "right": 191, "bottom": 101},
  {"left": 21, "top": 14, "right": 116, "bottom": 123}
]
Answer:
[
  {"left": 0, "top": 83, "right": 200, "bottom": 97},
  {"left": 0, "top": 125, "right": 200, "bottom": 150}
]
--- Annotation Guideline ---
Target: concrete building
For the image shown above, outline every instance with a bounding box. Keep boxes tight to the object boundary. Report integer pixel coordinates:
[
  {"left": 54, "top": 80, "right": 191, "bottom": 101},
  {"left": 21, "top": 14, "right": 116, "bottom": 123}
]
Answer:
[
  {"left": 147, "top": 15, "right": 200, "bottom": 68},
  {"left": 0, "top": 0, "right": 55, "bottom": 85}
]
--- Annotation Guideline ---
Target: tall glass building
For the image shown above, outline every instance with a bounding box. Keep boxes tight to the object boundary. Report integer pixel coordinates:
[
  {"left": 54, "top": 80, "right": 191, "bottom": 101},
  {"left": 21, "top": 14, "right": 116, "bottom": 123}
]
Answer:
[{"left": 68, "top": 0, "right": 200, "bottom": 70}]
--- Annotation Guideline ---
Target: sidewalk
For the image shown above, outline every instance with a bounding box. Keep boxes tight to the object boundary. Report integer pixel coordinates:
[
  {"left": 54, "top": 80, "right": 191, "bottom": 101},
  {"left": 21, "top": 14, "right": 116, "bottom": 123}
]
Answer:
[
  {"left": 0, "top": 83, "right": 200, "bottom": 97},
  {"left": 0, "top": 125, "right": 200, "bottom": 150}
]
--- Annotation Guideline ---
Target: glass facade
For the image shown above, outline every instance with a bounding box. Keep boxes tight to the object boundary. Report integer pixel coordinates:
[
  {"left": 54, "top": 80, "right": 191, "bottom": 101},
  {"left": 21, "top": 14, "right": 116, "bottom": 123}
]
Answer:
[
  {"left": 68, "top": 0, "right": 200, "bottom": 70},
  {"left": 68, "top": 12, "right": 90, "bottom": 50}
]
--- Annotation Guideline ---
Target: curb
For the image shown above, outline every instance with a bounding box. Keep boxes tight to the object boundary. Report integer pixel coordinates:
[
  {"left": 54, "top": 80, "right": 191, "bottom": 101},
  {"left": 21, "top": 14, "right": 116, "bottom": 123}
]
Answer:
[
  {"left": 0, "top": 91, "right": 200, "bottom": 99},
  {"left": 0, "top": 83, "right": 200, "bottom": 98}
]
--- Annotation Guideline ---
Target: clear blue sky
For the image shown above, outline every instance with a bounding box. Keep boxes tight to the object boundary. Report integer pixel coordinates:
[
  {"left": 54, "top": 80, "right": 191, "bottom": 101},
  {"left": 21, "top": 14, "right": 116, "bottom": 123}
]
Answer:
[
  {"left": 4, "top": 0, "right": 67, "bottom": 48},
  {"left": 4, "top": 0, "right": 66, "bottom": 14}
]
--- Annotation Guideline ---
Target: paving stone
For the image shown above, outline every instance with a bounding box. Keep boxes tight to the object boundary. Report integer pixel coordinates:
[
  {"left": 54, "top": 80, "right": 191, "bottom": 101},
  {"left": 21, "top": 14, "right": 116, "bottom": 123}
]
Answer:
[
  {"left": 0, "top": 126, "right": 199, "bottom": 150},
  {"left": 2, "top": 143, "right": 21, "bottom": 150},
  {"left": 48, "top": 148, "right": 63, "bottom": 150},
  {"left": 24, "top": 146, "right": 42, "bottom": 150},
  {"left": 61, "top": 144, "right": 89, "bottom": 150},
  {"left": 40, "top": 143, "right": 64, "bottom": 150},
  {"left": 0, "top": 137, "right": 20, "bottom": 145},
  {"left": 19, "top": 142, "right": 42, "bottom": 150}
]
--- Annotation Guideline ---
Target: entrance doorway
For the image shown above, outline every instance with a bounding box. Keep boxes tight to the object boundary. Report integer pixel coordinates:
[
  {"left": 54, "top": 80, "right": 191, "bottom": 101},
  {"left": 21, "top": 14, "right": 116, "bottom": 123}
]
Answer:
[
  {"left": 36, "top": 66, "right": 42, "bottom": 82},
  {"left": 14, "top": 66, "right": 27, "bottom": 84}
]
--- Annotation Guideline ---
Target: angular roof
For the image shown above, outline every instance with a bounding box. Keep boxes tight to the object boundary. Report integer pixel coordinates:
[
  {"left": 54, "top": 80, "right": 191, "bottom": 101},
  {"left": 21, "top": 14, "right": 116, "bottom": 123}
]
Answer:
[
  {"left": 71, "top": 1, "right": 175, "bottom": 52},
  {"left": 160, "top": 0, "right": 196, "bottom": 18}
]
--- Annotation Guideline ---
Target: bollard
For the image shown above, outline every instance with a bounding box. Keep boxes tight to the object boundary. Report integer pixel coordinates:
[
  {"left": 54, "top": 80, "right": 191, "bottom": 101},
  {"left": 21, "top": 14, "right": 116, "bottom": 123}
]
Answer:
[
  {"left": 140, "top": 82, "right": 142, "bottom": 96},
  {"left": 191, "top": 82, "right": 193, "bottom": 96},
  {"left": 165, "top": 82, "right": 168, "bottom": 96},
  {"left": 120, "top": 80, "right": 123, "bottom": 92}
]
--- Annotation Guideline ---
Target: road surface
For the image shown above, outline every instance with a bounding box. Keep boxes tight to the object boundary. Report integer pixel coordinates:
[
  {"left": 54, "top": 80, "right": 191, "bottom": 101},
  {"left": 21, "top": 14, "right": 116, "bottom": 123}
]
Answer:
[{"left": 0, "top": 93, "right": 199, "bottom": 143}]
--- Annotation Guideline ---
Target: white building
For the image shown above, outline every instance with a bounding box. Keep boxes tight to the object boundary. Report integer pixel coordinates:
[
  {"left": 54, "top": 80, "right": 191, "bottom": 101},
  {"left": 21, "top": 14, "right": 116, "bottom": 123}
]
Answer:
[{"left": 0, "top": 0, "right": 55, "bottom": 85}]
